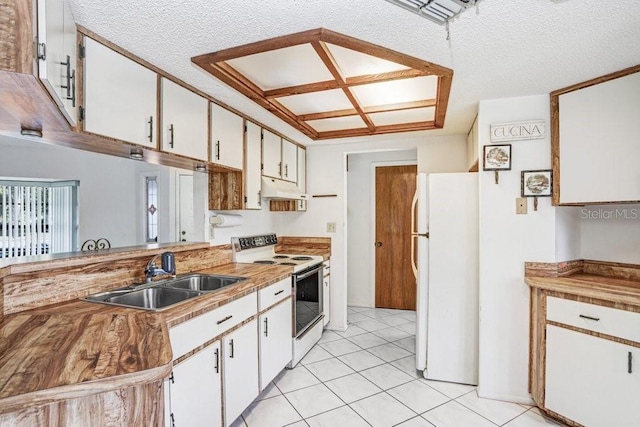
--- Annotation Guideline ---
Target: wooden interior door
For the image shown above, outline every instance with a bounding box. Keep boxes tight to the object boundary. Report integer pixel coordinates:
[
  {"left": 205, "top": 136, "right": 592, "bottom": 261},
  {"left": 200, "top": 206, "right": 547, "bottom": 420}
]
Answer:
[{"left": 375, "top": 165, "right": 417, "bottom": 310}]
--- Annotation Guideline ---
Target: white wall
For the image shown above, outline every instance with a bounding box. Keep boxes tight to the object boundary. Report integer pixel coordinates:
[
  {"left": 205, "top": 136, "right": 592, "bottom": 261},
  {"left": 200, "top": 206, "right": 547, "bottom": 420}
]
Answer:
[
  {"left": 346, "top": 150, "right": 417, "bottom": 308},
  {"left": 555, "top": 206, "right": 581, "bottom": 262},
  {"left": 578, "top": 204, "right": 640, "bottom": 264},
  {"left": 477, "top": 95, "right": 555, "bottom": 403},
  {"left": 208, "top": 209, "right": 281, "bottom": 247},
  {"left": 279, "top": 133, "right": 467, "bottom": 331}
]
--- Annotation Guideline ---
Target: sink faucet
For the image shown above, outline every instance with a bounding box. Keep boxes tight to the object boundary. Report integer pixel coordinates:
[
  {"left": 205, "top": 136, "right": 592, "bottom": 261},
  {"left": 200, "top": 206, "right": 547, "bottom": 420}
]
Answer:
[{"left": 145, "top": 251, "right": 176, "bottom": 282}]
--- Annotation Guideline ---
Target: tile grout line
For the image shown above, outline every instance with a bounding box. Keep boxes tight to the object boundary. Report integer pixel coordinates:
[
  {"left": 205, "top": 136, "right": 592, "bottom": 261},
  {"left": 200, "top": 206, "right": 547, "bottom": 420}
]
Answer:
[{"left": 452, "top": 390, "right": 511, "bottom": 427}]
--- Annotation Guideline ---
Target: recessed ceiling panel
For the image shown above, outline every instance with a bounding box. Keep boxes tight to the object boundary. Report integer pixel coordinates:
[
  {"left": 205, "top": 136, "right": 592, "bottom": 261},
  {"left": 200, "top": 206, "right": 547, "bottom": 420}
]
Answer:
[
  {"left": 306, "top": 115, "right": 367, "bottom": 132},
  {"left": 326, "top": 43, "right": 410, "bottom": 78},
  {"left": 226, "top": 44, "right": 334, "bottom": 90},
  {"left": 192, "top": 28, "right": 452, "bottom": 140},
  {"left": 368, "top": 107, "right": 436, "bottom": 126},
  {"left": 351, "top": 76, "right": 439, "bottom": 107},
  {"left": 277, "top": 89, "right": 354, "bottom": 116}
]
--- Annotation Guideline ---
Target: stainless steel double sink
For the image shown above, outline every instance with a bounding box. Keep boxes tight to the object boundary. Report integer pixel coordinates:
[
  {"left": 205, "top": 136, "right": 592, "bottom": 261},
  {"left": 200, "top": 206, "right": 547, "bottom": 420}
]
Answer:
[{"left": 83, "top": 274, "right": 247, "bottom": 311}]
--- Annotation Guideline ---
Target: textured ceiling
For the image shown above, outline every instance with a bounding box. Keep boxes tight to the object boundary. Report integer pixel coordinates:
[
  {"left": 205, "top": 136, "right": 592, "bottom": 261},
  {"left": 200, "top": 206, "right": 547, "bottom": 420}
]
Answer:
[{"left": 69, "top": 0, "right": 640, "bottom": 145}]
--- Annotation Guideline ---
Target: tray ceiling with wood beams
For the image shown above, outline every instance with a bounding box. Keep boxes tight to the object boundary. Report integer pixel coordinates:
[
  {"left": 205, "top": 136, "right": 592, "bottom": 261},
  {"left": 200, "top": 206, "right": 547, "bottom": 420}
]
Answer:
[{"left": 192, "top": 28, "right": 453, "bottom": 140}]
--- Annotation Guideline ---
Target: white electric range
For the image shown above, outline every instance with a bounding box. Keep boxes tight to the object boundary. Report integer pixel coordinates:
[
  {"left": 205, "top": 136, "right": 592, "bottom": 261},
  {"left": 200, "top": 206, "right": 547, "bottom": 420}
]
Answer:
[{"left": 231, "top": 234, "right": 325, "bottom": 367}]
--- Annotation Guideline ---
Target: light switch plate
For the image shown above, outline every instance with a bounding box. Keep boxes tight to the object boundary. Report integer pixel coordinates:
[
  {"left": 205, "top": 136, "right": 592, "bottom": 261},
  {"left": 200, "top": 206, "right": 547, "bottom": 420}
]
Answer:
[
  {"left": 516, "top": 197, "right": 528, "bottom": 214},
  {"left": 326, "top": 222, "right": 336, "bottom": 233}
]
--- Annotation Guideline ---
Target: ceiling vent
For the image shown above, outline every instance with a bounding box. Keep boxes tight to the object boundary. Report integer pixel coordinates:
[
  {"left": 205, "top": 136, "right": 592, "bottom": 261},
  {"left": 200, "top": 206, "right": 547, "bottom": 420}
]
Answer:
[
  {"left": 384, "top": 0, "right": 479, "bottom": 24},
  {"left": 192, "top": 28, "right": 452, "bottom": 140}
]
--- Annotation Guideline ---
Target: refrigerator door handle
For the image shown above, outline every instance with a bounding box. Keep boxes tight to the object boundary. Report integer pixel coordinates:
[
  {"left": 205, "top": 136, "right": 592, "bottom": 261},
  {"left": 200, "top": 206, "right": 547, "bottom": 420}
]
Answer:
[
  {"left": 411, "top": 234, "right": 418, "bottom": 279},
  {"left": 411, "top": 189, "right": 418, "bottom": 235}
]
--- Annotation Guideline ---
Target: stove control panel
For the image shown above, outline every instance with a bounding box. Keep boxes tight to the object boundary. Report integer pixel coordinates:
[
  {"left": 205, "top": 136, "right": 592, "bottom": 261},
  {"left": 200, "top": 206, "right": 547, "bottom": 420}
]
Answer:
[{"left": 236, "top": 234, "right": 278, "bottom": 250}]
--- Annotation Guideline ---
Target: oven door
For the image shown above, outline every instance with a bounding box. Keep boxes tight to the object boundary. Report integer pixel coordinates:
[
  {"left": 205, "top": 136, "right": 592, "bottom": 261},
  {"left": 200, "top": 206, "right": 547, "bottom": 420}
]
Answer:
[{"left": 293, "top": 264, "right": 323, "bottom": 338}]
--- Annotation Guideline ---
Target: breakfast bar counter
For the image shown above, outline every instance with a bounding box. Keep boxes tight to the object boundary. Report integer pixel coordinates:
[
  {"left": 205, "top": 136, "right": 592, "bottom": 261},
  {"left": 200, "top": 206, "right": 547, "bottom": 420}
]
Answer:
[{"left": 0, "top": 262, "right": 292, "bottom": 421}]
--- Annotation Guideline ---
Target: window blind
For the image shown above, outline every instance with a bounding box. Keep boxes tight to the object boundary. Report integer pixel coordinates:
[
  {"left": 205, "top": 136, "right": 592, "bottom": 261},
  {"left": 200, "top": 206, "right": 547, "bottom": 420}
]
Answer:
[{"left": 0, "top": 180, "right": 78, "bottom": 258}]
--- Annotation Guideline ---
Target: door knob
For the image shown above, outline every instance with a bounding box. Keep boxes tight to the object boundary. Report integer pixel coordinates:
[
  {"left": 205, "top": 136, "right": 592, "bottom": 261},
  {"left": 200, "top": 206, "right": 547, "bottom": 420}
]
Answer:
[
  {"left": 181, "top": 231, "right": 186, "bottom": 235},
  {"left": 375, "top": 241, "right": 382, "bottom": 247}
]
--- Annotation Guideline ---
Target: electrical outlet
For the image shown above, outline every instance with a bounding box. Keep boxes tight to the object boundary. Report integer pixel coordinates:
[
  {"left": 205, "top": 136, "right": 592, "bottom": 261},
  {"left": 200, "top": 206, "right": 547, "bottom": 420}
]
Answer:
[
  {"left": 326, "top": 222, "right": 336, "bottom": 233},
  {"left": 516, "top": 197, "right": 528, "bottom": 214}
]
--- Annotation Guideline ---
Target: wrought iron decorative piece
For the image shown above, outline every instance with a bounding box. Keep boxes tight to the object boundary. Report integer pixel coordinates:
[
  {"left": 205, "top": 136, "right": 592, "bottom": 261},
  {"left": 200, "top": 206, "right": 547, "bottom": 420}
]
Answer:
[{"left": 81, "top": 238, "right": 111, "bottom": 251}]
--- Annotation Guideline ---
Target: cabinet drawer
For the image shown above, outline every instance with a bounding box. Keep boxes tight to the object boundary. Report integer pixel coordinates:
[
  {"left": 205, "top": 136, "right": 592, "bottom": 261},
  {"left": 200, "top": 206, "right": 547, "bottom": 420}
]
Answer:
[
  {"left": 323, "top": 261, "right": 330, "bottom": 277},
  {"left": 170, "top": 293, "right": 257, "bottom": 359},
  {"left": 547, "top": 296, "right": 640, "bottom": 343},
  {"left": 258, "top": 277, "right": 291, "bottom": 311}
]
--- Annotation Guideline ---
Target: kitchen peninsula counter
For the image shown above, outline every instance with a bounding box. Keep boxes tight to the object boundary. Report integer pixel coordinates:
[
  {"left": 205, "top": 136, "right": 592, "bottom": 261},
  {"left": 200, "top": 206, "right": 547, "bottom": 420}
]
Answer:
[{"left": 0, "top": 262, "right": 292, "bottom": 416}]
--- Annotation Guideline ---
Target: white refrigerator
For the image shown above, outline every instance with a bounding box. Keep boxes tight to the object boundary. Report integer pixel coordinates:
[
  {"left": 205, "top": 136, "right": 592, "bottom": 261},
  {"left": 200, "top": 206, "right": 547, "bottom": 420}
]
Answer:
[{"left": 412, "top": 172, "right": 479, "bottom": 385}]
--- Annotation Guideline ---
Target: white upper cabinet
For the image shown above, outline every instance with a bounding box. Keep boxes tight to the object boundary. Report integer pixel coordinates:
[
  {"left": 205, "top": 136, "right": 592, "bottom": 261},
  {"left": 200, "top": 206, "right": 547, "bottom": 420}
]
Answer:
[
  {"left": 83, "top": 37, "right": 157, "bottom": 147},
  {"left": 245, "top": 121, "right": 262, "bottom": 210},
  {"left": 37, "top": 0, "right": 78, "bottom": 126},
  {"left": 262, "top": 130, "right": 298, "bottom": 183},
  {"left": 281, "top": 139, "right": 298, "bottom": 183},
  {"left": 210, "top": 103, "right": 244, "bottom": 170},
  {"left": 161, "top": 77, "right": 208, "bottom": 161},
  {"left": 262, "top": 129, "right": 282, "bottom": 179},
  {"left": 553, "top": 68, "right": 640, "bottom": 204}
]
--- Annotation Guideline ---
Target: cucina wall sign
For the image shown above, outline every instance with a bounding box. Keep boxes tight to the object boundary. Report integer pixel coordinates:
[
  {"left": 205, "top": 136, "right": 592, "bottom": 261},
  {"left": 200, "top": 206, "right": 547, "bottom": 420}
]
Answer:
[{"left": 490, "top": 120, "right": 546, "bottom": 142}]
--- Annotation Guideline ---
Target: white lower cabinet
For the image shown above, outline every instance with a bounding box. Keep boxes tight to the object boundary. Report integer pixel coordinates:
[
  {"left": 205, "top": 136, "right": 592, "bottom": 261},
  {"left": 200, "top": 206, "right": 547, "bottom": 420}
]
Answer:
[
  {"left": 165, "top": 280, "right": 294, "bottom": 427},
  {"left": 323, "top": 261, "right": 330, "bottom": 327},
  {"left": 545, "top": 324, "right": 640, "bottom": 427},
  {"left": 167, "top": 341, "right": 222, "bottom": 427},
  {"left": 222, "top": 319, "right": 259, "bottom": 426},
  {"left": 259, "top": 298, "right": 293, "bottom": 388}
]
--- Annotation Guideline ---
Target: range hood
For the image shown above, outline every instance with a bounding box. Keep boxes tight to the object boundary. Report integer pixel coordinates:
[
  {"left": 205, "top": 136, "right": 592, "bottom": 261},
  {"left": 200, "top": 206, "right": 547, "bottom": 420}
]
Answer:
[{"left": 261, "top": 177, "right": 308, "bottom": 200}]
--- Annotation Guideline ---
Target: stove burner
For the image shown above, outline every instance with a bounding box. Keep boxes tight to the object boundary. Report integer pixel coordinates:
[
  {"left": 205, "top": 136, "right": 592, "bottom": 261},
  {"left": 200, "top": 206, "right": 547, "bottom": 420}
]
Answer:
[
  {"left": 253, "top": 260, "right": 276, "bottom": 265},
  {"left": 273, "top": 255, "right": 290, "bottom": 259},
  {"left": 292, "top": 256, "right": 313, "bottom": 261},
  {"left": 279, "top": 262, "right": 297, "bottom": 266}
]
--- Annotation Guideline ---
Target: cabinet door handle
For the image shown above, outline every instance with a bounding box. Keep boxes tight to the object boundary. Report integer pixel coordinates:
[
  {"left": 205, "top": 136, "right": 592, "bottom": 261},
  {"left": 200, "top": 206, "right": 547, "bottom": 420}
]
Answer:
[
  {"left": 216, "top": 315, "right": 232, "bottom": 325},
  {"left": 264, "top": 317, "right": 269, "bottom": 337},
  {"left": 579, "top": 314, "right": 600, "bottom": 321},
  {"left": 169, "top": 124, "right": 174, "bottom": 148},
  {"left": 147, "top": 117, "right": 153, "bottom": 142},
  {"left": 274, "top": 290, "right": 284, "bottom": 296},
  {"left": 214, "top": 347, "right": 220, "bottom": 373},
  {"left": 629, "top": 352, "right": 633, "bottom": 374},
  {"left": 69, "top": 69, "right": 76, "bottom": 107},
  {"left": 278, "top": 162, "right": 282, "bottom": 176},
  {"left": 258, "top": 191, "right": 262, "bottom": 207},
  {"left": 61, "top": 55, "right": 72, "bottom": 98},
  {"left": 216, "top": 140, "right": 220, "bottom": 160},
  {"left": 285, "top": 164, "right": 288, "bottom": 177},
  {"left": 229, "top": 339, "right": 235, "bottom": 358}
]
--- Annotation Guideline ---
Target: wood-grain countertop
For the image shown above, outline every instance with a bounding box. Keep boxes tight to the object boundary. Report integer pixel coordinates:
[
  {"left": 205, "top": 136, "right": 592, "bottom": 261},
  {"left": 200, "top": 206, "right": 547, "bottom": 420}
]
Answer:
[
  {"left": 525, "top": 274, "right": 640, "bottom": 306},
  {"left": 0, "top": 262, "right": 292, "bottom": 415}
]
